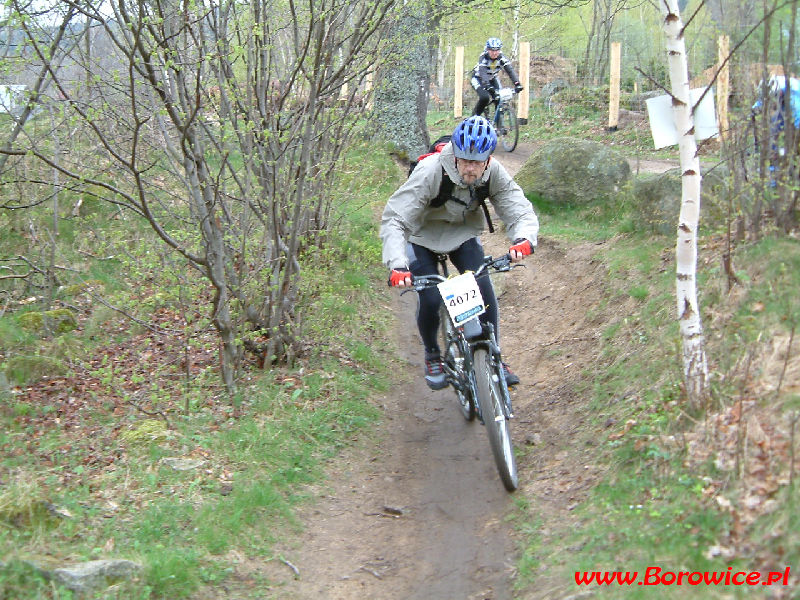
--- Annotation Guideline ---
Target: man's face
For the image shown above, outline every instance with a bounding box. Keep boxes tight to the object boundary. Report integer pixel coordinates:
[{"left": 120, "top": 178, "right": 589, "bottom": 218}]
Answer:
[
  {"left": 456, "top": 158, "right": 488, "bottom": 185},
  {"left": 488, "top": 48, "right": 501, "bottom": 59}
]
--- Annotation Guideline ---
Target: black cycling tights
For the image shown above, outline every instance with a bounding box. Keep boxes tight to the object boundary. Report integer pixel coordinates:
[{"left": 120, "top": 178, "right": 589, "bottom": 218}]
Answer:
[{"left": 407, "top": 238, "right": 499, "bottom": 354}]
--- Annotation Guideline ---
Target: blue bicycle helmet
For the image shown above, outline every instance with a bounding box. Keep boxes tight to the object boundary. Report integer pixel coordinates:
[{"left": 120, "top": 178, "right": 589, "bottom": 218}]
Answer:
[
  {"left": 452, "top": 116, "right": 497, "bottom": 161},
  {"left": 486, "top": 37, "right": 503, "bottom": 50}
]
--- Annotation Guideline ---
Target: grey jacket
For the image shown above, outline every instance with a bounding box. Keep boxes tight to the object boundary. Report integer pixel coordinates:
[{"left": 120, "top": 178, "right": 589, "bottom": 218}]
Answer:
[{"left": 380, "top": 142, "right": 539, "bottom": 270}]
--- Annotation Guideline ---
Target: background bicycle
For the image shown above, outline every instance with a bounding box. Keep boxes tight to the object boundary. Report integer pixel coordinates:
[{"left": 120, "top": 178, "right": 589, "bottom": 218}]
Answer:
[{"left": 486, "top": 87, "right": 519, "bottom": 152}]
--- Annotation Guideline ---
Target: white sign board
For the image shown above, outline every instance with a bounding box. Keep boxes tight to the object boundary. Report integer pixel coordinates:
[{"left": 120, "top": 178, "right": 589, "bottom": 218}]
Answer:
[
  {"left": 645, "top": 87, "right": 719, "bottom": 149},
  {"left": 0, "top": 85, "right": 26, "bottom": 114}
]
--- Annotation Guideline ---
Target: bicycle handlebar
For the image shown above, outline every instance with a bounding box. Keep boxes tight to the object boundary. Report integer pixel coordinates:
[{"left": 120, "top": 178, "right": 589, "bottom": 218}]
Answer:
[
  {"left": 496, "top": 88, "right": 518, "bottom": 101},
  {"left": 400, "top": 254, "right": 518, "bottom": 295}
]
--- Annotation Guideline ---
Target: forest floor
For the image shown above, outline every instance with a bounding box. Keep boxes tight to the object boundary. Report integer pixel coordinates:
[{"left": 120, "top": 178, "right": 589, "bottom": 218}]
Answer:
[{"left": 259, "top": 145, "right": 680, "bottom": 599}]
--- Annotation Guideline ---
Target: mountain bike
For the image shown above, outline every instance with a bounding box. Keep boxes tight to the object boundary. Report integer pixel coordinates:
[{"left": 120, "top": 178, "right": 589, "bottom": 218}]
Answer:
[
  {"left": 487, "top": 87, "right": 519, "bottom": 152},
  {"left": 403, "top": 253, "right": 520, "bottom": 491}
]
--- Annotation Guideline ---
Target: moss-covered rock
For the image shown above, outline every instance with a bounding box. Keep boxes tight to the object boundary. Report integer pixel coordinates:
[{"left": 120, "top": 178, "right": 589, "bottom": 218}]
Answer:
[
  {"left": 3, "top": 354, "right": 68, "bottom": 385},
  {"left": 119, "top": 419, "right": 170, "bottom": 446},
  {"left": 17, "top": 308, "right": 77, "bottom": 335},
  {"left": 59, "top": 279, "right": 104, "bottom": 297},
  {"left": 632, "top": 167, "right": 730, "bottom": 236},
  {"left": 515, "top": 137, "right": 631, "bottom": 205}
]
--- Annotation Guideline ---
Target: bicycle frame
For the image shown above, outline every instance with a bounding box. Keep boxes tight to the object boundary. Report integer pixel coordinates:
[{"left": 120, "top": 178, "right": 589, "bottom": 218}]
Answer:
[
  {"left": 489, "top": 88, "right": 519, "bottom": 152},
  {"left": 414, "top": 254, "right": 515, "bottom": 422},
  {"left": 492, "top": 88, "right": 515, "bottom": 126}
]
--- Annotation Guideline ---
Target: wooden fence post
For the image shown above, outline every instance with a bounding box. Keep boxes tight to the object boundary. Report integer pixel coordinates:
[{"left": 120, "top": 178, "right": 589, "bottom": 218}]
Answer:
[
  {"left": 365, "top": 71, "right": 373, "bottom": 110},
  {"left": 716, "top": 35, "right": 730, "bottom": 141},
  {"left": 518, "top": 41, "right": 530, "bottom": 124},
  {"left": 454, "top": 46, "right": 464, "bottom": 119},
  {"left": 608, "top": 41, "right": 621, "bottom": 130}
]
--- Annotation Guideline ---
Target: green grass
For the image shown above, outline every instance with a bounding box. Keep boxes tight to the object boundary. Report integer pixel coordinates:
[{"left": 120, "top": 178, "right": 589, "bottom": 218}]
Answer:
[
  {"left": 513, "top": 176, "right": 800, "bottom": 598},
  {"left": 732, "top": 238, "right": 800, "bottom": 332},
  {"left": 0, "top": 137, "right": 394, "bottom": 599},
  {"left": 0, "top": 559, "right": 77, "bottom": 599},
  {"left": 505, "top": 89, "right": 800, "bottom": 592}
]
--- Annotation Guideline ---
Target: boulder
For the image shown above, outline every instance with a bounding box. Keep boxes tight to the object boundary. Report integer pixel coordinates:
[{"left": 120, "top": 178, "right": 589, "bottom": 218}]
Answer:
[
  {"left": 16, "top": 308, "right": 77, "bottom": 335},
  {"left": 540, "top": 78, "right": 569, "bottom": 101},
  {"left": 52, "top": 559, "right": 142, "bottom": 595},
  {"left": 632, "top": 167, "right": 729, "bottom": 235},
  {"left": 515, "top": 137, "right": 631, "bottom": 205}
]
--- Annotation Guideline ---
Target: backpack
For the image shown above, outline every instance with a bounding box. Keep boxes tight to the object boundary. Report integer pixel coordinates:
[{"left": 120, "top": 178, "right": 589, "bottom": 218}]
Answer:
[{"left": 407, "top": 135, "right": 495, "bottom": 233}]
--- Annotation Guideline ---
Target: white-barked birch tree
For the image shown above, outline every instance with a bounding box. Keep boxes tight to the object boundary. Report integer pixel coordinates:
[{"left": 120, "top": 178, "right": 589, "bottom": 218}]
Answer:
[{"left": 659, "top": 0, "right": 709, "bottom": 409}]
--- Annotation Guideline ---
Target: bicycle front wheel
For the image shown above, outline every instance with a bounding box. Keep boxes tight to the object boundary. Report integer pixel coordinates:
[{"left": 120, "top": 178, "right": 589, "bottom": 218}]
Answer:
[
  {"left": 498, "top": 105, "right": 518, "bottom": 152},
  {"left": 439, "top": 305, "right": 476, "bottom": 421},
  {"left": 473, "top": 348, "right": 518, "bottom": 491}
]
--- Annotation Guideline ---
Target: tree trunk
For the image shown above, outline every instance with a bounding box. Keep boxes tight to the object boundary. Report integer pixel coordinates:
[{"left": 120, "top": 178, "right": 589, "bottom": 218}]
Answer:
[
  {"left": 659, "top": 0, "right": 709, "bottom": 410},
  {"left": 373, "top": 4, "right": 434, "bottom": 157}
]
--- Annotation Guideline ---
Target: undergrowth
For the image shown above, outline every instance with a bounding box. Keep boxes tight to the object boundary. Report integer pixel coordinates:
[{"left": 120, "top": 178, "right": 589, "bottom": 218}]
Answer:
[
  {"left": 0, "top": 139, "right": 401, "bottom": 599},
  {"left": 513, "top": 189, "right": 800, "bottom": 598}
]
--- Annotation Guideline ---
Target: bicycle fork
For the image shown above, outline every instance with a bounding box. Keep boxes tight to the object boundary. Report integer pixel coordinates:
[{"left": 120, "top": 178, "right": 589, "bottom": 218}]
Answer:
[
  {"left": 487, "top": 347, "right": 515, "bottom": 420},
  {"left": 472, "top": 336, "right": 515, "bottom": 423}
]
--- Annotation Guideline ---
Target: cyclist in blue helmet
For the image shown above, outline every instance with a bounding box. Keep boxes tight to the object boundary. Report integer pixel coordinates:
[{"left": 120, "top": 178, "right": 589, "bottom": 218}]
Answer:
[
  {"left": 471, "top": 37, "right": 524, "bottom": 116},
  {"left": 381, "top": 116, "right": 538, "bottom": 389}
]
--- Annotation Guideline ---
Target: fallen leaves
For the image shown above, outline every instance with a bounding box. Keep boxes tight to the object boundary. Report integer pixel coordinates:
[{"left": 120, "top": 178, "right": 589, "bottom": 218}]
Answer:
[{"left": 607, "top": 418, "right": 637, "bottom": 440}]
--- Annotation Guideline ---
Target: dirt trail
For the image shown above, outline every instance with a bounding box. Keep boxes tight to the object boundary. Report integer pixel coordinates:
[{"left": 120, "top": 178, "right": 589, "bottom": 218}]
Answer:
[{"left": 261, "top": 144, "right": 640, "bottom": 599}]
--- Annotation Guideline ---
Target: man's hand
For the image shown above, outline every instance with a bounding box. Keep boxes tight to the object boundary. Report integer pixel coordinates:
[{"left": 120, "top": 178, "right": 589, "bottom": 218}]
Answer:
[
  {"left": 509, "top": 238, "right": 534, "bottom": 262},
  {"left": 514, "top": 82, "right": 524, "bottom": 94},
  {"left": 388, "top": 268, "right": 412, "bottom": 287}
]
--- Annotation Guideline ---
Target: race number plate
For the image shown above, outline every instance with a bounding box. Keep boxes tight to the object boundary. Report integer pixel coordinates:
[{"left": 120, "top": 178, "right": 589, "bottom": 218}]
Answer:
[{"left": 437, "top": 272, "right": 485, "bottom": 325}]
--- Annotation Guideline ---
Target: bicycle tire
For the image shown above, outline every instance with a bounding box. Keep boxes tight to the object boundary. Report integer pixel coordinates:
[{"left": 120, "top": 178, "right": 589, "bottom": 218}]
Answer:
[
  {"left": 439, "top": 305, "right": 476, "bottom": 421},
  {"left": 473, "top": 348, "right": 518, "bottom": 491},
  {"left": 498, "top": 105, "right": 518, "bottom": 152}
]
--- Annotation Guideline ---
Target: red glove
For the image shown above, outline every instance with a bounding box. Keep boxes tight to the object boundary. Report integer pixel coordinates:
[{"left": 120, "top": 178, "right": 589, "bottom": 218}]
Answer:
[
  {"left": 388, "top": 268, "right": 412, "bottom": 287},
  {"left": 509, "top": 238, "right": 534, "bottom": 260}
]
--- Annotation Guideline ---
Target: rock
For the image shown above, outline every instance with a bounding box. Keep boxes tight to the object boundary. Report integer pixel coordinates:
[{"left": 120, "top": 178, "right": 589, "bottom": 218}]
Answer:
[
  {"left": 161, "top": 457, "right": 206, "bottom": 471},
  {"left": 632, "top": 166, "right": 729, "bottom": 235},
  {"left": 541, "top": 78, "right": 569, "bottom": 100},
  {"left": 51, "top": 559, "right": 142, "bottom": 595},
  {"left": 515, "top": 137, "right": 631, "bottom": 205},
  {"left": 16, "top": 308, "right": 77, "bottom": 335}
]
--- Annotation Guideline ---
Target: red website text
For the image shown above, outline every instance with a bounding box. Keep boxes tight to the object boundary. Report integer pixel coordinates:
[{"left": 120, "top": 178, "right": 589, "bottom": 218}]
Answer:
[{"left": 575, "top": 566, "right": 791, "bottom": 587}]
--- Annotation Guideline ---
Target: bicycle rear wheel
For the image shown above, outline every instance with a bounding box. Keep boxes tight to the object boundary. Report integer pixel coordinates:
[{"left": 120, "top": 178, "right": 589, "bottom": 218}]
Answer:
[
  {"left": 440, "top": 305, "right": 476, "bottom": 421},
  {"left": 473, "top": 348, "right": 518, "bottom": 491},
  {"left": 497, "top": 105, "right": 518, "bottom": 152}
]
